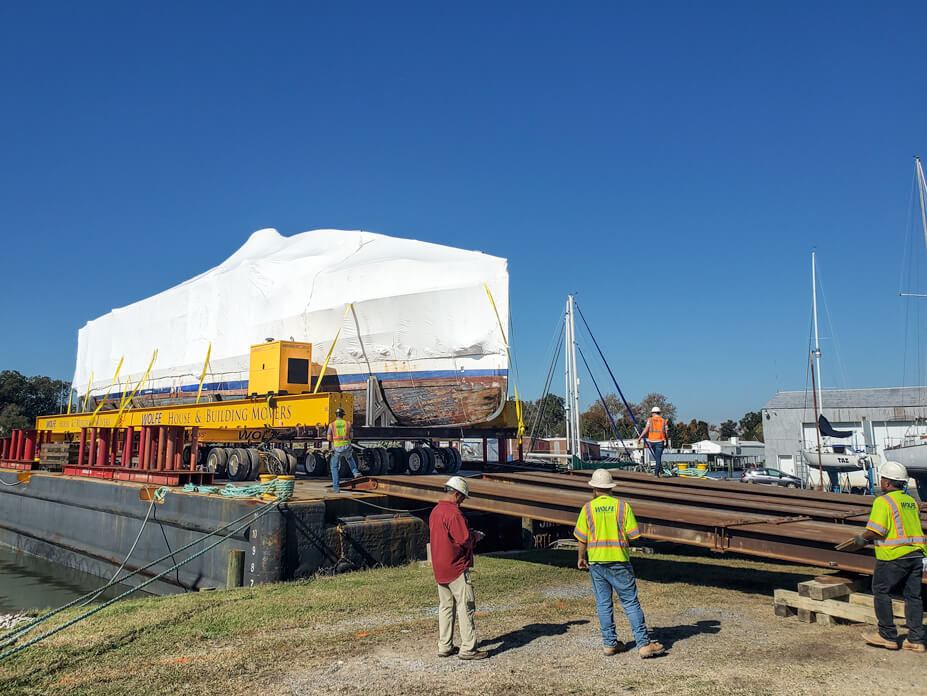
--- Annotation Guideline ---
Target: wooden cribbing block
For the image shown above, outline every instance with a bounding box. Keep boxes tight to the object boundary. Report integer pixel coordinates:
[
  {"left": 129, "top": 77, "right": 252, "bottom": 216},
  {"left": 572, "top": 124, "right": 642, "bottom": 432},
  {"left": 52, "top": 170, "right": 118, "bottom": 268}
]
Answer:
[
  {"left": 773, "top": 589, "right": 896, "bottom": 626},
  {"left": 799, "top": 576, "right": 867, "bottom": 600},
  {"left": 848, "top": 592, "right": 927, "bottom": 622}
]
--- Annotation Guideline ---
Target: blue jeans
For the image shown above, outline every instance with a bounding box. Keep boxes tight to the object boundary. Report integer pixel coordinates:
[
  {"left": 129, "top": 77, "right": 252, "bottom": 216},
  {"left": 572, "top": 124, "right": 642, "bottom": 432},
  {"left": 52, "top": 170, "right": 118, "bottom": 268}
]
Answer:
[
  {"left": 648, "top": 442, "right": 664, "bottom": 476},
  {"left": 590, "top": 562, "right": 650, "bottom": 648},
  {"left": 330, "top": 445, "right": 360, "bottom": 491}
]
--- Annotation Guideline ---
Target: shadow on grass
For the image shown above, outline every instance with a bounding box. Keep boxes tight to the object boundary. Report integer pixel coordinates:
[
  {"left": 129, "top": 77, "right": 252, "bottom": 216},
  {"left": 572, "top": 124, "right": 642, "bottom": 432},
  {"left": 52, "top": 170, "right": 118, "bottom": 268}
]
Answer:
[
  {"left": 485, "top": 619, "right": 589, "bottom": 655},
  {"left": 494, "top": 546, "right": 822, "bottom": 596},
  {"left": 655, "top": 619, "right": 721, "bottom": 649}
]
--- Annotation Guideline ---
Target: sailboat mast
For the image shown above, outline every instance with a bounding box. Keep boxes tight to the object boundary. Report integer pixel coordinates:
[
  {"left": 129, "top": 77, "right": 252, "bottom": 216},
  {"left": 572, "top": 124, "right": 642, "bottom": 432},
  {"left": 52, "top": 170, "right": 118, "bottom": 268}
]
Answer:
[
  {"left": 917, "top": 157, "right": 927, "bottom": 252},
  {"left": 564, "top": 295, "right": 581, "bottom": 466},
  {"left": 811, "top": 252, "right": 823, "bottom": 419}
]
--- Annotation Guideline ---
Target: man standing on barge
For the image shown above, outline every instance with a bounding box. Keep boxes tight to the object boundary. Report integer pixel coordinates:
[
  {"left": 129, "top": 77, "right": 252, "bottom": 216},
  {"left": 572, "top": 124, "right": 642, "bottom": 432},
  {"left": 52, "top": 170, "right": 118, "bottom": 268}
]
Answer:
[{"left": 327, "top": 407, "right": 360, "bottom": 492}]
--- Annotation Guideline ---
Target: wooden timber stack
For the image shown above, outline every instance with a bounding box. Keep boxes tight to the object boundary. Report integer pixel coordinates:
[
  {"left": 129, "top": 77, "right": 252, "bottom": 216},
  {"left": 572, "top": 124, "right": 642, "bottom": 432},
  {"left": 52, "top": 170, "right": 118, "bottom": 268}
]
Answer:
[
  {"left": 39, "top": 442, "right": 80, "bottom": 471},
  {"left": 774, "top": 575, "right": 927, "bottom": 627}
]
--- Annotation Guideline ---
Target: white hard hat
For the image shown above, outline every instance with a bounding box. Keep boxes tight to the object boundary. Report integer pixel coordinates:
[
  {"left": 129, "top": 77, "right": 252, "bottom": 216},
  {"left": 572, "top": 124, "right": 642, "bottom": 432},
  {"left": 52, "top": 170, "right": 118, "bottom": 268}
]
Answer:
[
  {"left": 588, "top": 468, "right": 617, "bottom": 489},
  {"left": 651, "top": 406, "right": 661, "bottom": 413},
  {"left": 445, "top": 476, "right": 470, "bottom": 498},
  {"left": 881, "top": 461, "right": 908, "bottom": 483}
]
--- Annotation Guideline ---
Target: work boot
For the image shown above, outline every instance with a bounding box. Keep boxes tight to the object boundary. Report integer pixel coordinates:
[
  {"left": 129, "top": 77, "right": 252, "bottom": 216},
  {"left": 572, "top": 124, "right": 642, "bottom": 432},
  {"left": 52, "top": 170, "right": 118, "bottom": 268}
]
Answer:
[
  {"left": 437, "top": 646, "right": 459, "bottom": 657},
  {"left": 639, "top": 641, "right": 665, "bottom": 659},
  {"left": 602, "top": 644, "right": 622, "bottom": 656},
  {"left": 458, "top": 650, "right": 489, "bottom": 660},
  {"left": 862, "top": 631, "right": 899, "bottom": 650},
  {"left": 903, "top": 639, "right": 926, "bottom": 653}
]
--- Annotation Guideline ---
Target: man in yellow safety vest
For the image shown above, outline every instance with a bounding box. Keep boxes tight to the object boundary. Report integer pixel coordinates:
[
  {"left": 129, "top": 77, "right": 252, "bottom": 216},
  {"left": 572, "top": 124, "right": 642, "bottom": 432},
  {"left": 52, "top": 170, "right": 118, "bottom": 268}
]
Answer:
[
  {"left": 836, "top": 460, "right": 925, "bottom": 652},
  {"left": 327, "top": 407, "right": 360, "bottom": 492},
  {"left": 638, "top": 406, "right": 667, "bottom": 477},
  {"left": 574, "top": 468, "right": 665, "bottom": 658}
]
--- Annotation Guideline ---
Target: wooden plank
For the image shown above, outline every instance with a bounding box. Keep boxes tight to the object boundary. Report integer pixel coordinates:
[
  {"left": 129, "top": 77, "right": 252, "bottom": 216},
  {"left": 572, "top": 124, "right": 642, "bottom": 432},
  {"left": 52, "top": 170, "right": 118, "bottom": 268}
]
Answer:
[
  {"left": 796, "top": 608, "right": 814, "bottom": 623},
  {"left": 774, "top": 589, "right": 879, "bottom": 624},
  {"left": 798, "top": 580, "right": 853, "bottom": 601},
  {"left": 848, "top": 592, "right": 927, "bottom": 622}
]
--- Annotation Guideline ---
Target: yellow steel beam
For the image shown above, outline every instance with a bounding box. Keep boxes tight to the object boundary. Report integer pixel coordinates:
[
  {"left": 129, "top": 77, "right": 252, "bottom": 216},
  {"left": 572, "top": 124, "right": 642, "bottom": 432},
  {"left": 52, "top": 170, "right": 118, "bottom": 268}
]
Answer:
[{"left": 36, "top": 392, "right": 353, "bottom": 435}]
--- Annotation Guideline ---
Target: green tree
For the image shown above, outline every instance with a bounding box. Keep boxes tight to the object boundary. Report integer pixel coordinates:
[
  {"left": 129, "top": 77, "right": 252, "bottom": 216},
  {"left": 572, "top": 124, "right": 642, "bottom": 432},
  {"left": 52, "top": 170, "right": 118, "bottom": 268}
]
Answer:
[
  {"left": 738, "top": 411, "right": 763, "bottom": 442},
  {"left": 0, "top": 370, "right": 70, "bottom": 436},
  {"left": 0, "top": 404, "right": 30, "bottom": 437},
  {"left": 636, "top": 393, "right": 677, "bottom": 422},
  {"left": 688, "top": 419, "right": 710, "bottom": 442},
  {"left": 522, "top": 393, "right": 566, "bottom": 439},
  {"left": 719, "top": 419, "right": 738, "bottom": 439}
]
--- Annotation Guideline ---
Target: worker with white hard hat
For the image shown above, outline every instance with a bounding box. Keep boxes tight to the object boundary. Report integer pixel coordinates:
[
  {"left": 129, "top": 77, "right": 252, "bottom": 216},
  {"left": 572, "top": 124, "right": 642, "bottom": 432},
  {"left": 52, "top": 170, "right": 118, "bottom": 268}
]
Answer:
[
  {"left": 428, "top": 475, "right": 488, "bottom": 660},
  {"left": 638, "top": 406, "right": 668, "bottom": 477},
  {"left": 835, "top": 461, "right": 925, "bottom": 652},
  {"left": 574, "top": 468, "right": 665, "bottom": 659}
]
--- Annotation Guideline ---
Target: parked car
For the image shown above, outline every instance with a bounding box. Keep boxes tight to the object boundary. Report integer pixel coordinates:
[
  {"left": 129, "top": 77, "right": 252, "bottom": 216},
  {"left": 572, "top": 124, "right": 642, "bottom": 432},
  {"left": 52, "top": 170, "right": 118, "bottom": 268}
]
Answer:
[{"left": 741, "top": 467, "right": 802, "bottom": 488}]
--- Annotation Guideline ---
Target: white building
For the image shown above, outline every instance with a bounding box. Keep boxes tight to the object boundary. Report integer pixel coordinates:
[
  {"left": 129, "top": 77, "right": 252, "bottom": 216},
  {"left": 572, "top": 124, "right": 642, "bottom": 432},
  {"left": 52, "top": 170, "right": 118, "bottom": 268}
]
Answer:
[{"left": 762, "top": 386, "right": 927, "bottom": 481}]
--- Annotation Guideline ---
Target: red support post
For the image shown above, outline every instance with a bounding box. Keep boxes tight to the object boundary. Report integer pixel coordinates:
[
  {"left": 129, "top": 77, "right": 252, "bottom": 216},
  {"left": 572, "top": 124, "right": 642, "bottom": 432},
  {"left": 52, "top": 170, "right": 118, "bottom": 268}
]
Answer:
[
  {"left": 23, "top": 430, "right": 37, "bottom": 461},
  {"left": 1, "top": 436, "right": 8, "bottom": 459},
  {"left": 498, "top": 437, "right": 508, "bottom": 465},
  {"left": 165, "top": 427, "right": 176, "bottom": 471},
  {"left": 139, "top": 427, "right": 149, "bottom": 469},
  {"left": 87, "top": 428, "right": 97, "bottom": 467},
  {"left": 78, "top": 428, "right": 87, "bottom": 467},
  {"left": 122, "top": 427, "right": 134, "bottom": 468},
  {"left": 97, "top": 430, "right": 108, "bottom": 468},
  {"left": 172, "top": 428, "right": 182, "bottom": 470},
  {"left": 189, "top": 427, "right": 199, "bottom": 472},
  {"left": 482, "top": 438, "right": 488, "bottom": 465},
  {"left": 148, "top": 428, "right": 158, "bottom": 470},
  {"left": 157, "top": 426, "right": 167, "bottom": 470},
  {"left": 12, "top": 430, "right": 22, "bottom": 460}
]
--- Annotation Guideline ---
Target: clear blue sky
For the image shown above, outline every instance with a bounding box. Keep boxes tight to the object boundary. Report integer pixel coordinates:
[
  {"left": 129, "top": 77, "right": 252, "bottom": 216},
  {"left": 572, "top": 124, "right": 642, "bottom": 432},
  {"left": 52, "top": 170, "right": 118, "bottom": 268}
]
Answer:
[{"left": 2, "top": 2, "right": 926, "bottom": 424}]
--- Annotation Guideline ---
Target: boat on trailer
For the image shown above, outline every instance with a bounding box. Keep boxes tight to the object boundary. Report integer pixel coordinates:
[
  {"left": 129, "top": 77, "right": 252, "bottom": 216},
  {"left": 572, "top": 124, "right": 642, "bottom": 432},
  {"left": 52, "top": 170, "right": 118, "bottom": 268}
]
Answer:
[{"left": 72, "top": 228, "right": 510, "bottom": 427}]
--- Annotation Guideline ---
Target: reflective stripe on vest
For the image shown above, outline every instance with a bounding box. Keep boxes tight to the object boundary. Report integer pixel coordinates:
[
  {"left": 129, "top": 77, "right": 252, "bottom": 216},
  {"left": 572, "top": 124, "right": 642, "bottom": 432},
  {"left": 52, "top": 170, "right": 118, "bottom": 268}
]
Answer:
[
  {"left": 330, "top": 419, "right": 351, "bottom": 447},
  {"left": 871, "top": 492, "right": 927, "bottom": 547},
  {"left": 647, "top": 416, "right": 666, "bottom": 442},
  {"left": 583, "top": 499, "right": 629, "bottom": 548}
]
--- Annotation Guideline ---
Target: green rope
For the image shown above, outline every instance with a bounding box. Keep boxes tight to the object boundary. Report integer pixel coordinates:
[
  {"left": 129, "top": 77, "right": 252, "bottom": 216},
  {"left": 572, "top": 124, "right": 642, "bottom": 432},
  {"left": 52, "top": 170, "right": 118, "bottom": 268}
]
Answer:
[
  {"left": 219, "top": 477, "right": 294, "bottom": 501},
  {"left": 0, "top": 502, "right": 278, "bottom": 663},
  {"left": 0, "top": 496, "right": 277, "bottom": 649}
]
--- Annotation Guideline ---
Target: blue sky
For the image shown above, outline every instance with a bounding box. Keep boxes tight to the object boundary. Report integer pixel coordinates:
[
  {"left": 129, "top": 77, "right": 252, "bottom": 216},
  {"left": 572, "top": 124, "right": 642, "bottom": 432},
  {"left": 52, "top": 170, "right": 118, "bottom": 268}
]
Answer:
[{"left": 2, "top": 2, "right": 926, "bottom": 424}]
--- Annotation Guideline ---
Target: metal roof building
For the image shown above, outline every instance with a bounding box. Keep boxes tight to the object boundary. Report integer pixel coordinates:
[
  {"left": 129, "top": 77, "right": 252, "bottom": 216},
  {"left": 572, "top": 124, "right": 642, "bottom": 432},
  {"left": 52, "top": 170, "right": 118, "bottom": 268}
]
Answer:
[{"left": 761, "top": 386, "right": 927, "bottom": 479}]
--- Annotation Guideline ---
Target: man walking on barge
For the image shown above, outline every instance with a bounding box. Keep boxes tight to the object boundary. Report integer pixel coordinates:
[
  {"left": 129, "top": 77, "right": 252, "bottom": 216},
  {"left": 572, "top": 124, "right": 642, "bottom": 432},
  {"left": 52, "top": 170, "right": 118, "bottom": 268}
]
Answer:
[{"left": 327, "top": 407, "right": 360, "bottom": 492}]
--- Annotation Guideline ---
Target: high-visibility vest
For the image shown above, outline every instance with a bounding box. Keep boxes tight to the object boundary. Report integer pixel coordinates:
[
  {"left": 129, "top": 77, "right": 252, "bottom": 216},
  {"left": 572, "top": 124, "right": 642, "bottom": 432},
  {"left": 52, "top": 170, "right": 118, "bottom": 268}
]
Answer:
[
  {"left": 646, "top": 416, "right": 666, "bottom": 442},
  {"left": 572, "top": 495, "right": 641, "bottom": 563},
  {"left": 329, "top": 419, "right": 351, "bottom": 448},
  {"left": 866, "top": 490, "right": 926, "bottom": 561}
]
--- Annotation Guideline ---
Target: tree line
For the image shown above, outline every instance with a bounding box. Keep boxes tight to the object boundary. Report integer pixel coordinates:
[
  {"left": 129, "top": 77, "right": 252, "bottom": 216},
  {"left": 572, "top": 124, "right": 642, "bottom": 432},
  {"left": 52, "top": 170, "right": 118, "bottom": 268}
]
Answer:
[
  {"left": 521, "top": 392, "right": 763, "bottom": 446},
  {"left": 0, "top": 371, "right": 70, "bottom": 437}
]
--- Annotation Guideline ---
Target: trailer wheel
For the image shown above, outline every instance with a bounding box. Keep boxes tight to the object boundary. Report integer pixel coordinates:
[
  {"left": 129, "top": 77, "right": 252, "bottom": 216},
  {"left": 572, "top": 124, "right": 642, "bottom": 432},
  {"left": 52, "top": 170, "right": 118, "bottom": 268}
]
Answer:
[
  {"left": 407, "top": 447, "right": 428, "bottom": 475},
  {"left": 450, "top": 447, "right": 462, "bottom": 473},
  {"left": 286, "top": 452, "right": 298, "bottom": 476},
  {"left": 268, "top": 448, "right": 289, "bottom": 476},
  {"left": 422, "top": 447, "right": 436, "bottom": 474},
  {"left": 386, "top": 446, "right": 408, "bottom": 474},
  {"left": 303, "top": 451, "right": 327, "bottom": 476},
  {"left": 227, "top": 448, "right": 251, "bottom": 481},
  {"left": 434, "top": 447, "right": 454, "bottom": 473},
  {"left": 206, "top": 447, "right": 228, "bottom": 477},
  {"left": 247, "top": 448, "right": 263, "bottom": 479},
  {"left": 372, "top": 447, "right": 388, "bottom": 475},
  {"left": 359, "top": 448, "right": 377, "bottom": 476}
]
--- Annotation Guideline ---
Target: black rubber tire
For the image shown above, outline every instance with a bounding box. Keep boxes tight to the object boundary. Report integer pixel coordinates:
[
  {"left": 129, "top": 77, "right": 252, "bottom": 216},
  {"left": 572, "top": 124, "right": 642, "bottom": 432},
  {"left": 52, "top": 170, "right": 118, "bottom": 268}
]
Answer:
[
  {"left": 206, "top": 447, "right": 228, "bottom": 477},
  {"left": 286, "top": 452, "right": 298, "bottom": 476},
  {"left": 359, "top": 449, "right": 377, "bottom": 476},
  {"left": 387, "top": 446, "right": 408, "bottom": 474},
  {"left": 303, "top": 451, "right": 326, "bottom": 476},
  {"left": 786, "top": 483, "right": 798, "bottom": 489},
  {"left": 407, "top": 447, "right": 428, "bottom": 475},
  {"left": 247, "top": 448, "right": 262, "bottom": 479},
  {"left": 227, "top": 448, "right": 251, "bottom": 481},
  {"left": 450, "top": 447, "right": 462, "bottom": 473},
  {"left": 422, "top": 447, "right": 436, "bottom": 475},
  {"left": 434, "top": 447, "right": 454, "bottom": 473},
  {"left": 269, "top": 448, "right": 289, "bottom": 477},
  {"left": 371, "top": 447, "right": 388, "bottom": 476}
]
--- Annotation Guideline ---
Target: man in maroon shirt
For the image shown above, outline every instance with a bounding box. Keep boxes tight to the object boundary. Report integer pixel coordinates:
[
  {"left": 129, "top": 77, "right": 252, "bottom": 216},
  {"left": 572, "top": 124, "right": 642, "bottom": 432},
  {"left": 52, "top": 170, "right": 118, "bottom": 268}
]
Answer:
[{"left": 429, "top": 476, "right": 488, "bottom": 660}]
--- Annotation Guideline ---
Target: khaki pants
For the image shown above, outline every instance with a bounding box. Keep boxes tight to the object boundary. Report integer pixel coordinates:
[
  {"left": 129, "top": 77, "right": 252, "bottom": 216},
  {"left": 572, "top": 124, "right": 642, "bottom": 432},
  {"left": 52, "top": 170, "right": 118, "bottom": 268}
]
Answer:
[{"left": 437, "top": 569, "right": 477, "bottom": 654}]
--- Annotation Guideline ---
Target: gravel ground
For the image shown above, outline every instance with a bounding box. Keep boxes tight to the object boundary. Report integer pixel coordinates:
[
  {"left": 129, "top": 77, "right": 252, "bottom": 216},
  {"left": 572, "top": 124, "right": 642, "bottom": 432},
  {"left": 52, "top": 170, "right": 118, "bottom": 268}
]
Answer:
[{"left": 275, "top": 578, "right": 926, "bottom": 696}]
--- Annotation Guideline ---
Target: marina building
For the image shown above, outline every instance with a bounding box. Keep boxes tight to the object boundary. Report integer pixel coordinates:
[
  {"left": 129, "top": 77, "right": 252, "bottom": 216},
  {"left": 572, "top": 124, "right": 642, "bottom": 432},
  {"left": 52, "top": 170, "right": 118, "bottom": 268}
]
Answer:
[{"left": 762, "top": 386, "right": 927, "bottom": 479}]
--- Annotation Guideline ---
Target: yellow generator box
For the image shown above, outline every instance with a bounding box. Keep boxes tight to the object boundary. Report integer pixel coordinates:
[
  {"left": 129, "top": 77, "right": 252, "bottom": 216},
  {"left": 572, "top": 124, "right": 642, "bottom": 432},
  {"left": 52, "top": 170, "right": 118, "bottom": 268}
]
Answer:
[{"left": 249, "top": 341, "right": 313, "bottom": 396}]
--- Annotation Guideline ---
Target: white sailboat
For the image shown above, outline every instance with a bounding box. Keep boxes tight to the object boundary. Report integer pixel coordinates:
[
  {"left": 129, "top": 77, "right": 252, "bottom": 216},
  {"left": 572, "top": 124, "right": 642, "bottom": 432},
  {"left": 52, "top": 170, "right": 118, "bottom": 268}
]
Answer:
[
  {"left": 799, "top": 252, "right": 879, "bottom": 483},
  {"left": 885, "top": 156, "right": 927, "bottom": 490}
]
